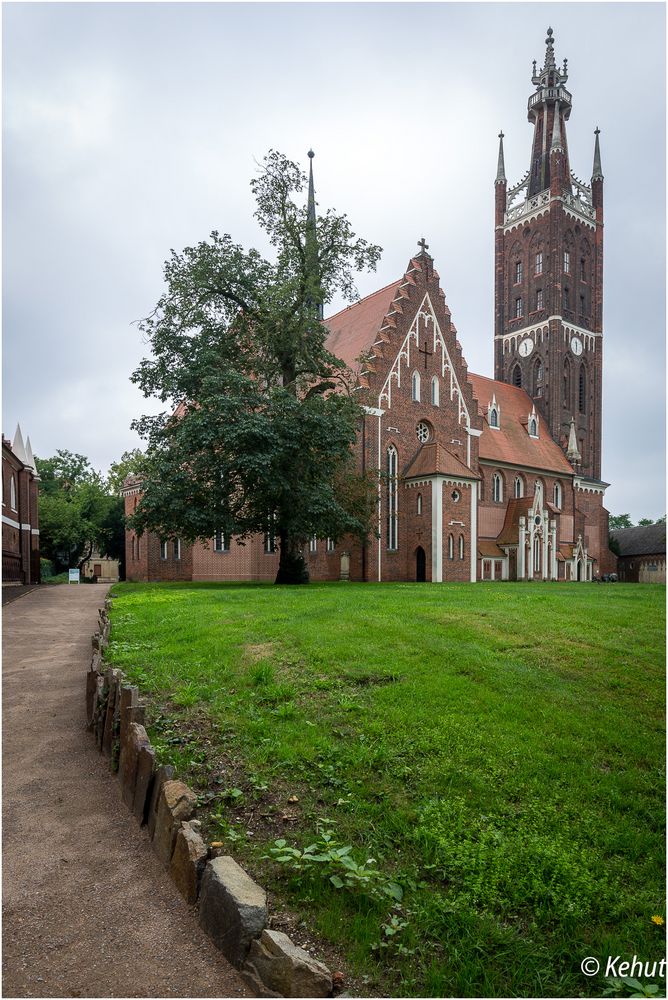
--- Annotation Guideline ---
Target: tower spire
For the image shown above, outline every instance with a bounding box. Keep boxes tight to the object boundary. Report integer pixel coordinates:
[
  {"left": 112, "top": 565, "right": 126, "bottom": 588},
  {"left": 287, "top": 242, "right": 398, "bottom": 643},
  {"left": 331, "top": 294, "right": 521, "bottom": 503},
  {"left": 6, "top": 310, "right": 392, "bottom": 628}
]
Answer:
[
  {"left": 566, "top": 417, "right": 581, "bottom": 466},
  {"left": 592, "top": 127, "right": 603, "bottom": 181},
  {"left": 305, "top": 149, "right": 323, "bottom": 321},
  {"left": 496, "top": 131, "right": 506, "bottom": 183}
]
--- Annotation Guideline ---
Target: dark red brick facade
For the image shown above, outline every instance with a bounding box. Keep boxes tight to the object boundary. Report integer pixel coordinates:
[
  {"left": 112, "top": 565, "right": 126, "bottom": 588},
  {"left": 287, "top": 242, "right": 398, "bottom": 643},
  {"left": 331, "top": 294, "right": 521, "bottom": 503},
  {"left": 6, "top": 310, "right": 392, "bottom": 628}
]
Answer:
[
  {"left": 2, "top": 427, "right": 40, "bottom": 584},
  {"left": 123, "top": 29, "right": 615, "bottom": 585}
]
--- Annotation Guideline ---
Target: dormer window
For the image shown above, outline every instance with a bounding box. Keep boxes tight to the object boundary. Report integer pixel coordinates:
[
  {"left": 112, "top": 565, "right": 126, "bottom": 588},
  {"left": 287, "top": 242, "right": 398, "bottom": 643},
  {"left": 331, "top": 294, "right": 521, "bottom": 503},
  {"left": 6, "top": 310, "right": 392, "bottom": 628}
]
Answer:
[
  {"left": 529, "top": 418, "right": 538, "bottom": 437},
  {"left": 411, "top": 370, "right": 421, "bottom": 402},
  {"left": 490, "top": 408, "right": 498, "bottom": 428}
]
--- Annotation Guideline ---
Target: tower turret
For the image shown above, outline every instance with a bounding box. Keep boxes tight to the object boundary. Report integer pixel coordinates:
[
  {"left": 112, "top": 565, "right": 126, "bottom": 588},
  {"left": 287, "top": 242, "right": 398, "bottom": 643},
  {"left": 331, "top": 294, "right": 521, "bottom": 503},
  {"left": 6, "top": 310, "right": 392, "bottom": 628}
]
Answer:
[{"left": 305, "top": 149, "right": 324, "bottom": 321}]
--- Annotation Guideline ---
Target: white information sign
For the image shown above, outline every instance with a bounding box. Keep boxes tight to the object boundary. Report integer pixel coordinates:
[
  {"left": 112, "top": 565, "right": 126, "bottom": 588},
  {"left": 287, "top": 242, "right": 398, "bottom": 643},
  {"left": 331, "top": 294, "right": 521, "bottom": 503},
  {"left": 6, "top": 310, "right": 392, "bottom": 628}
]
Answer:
[{"left": 68, "top": 568, "right": 80, "bottom": 584}]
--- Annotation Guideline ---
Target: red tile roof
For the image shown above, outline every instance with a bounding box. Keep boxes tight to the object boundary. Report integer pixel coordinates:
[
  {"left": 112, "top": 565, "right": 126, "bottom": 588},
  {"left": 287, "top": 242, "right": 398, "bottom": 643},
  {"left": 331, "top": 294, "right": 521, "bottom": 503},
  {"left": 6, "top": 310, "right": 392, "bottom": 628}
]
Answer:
[
  {"left": 404, "top": 442, "right": 479, "bottom": 480},
  {"left": 478, "top": 540, "right": 505, "bottom": 558},
  {"left": 324, "top": 280, "right": 402, "bottom": 369},
  {"left": 495, "top": 497, "right": 532, "bottom": 544},
  {"left": 468, "top": 374, "right": 573, "bottom": 475}
]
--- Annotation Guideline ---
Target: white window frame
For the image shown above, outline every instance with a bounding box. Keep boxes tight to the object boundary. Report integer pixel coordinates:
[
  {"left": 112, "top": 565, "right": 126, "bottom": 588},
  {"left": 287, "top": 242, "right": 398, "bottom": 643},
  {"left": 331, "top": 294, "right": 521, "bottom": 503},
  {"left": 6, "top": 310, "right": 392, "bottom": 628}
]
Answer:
[
  {"left": 492, "top": 473, "right": 503, "bottom": 503},
  {"left": 160, "top": 541, "right": 168, "bottom": 560},
  {"left": 411, "top": 370, "right": 421, "bottom": 402},
  {"left": 489, "top": 407, "right": 499, "bottom": 428},
  {"left": 459, "top": 535, "right": 464, "bottom": 560},
  {"left": 554, "top": 482, "right": 562, "bottom": 509},
  {"left": 448, "top": 534, "right": 454, "bottom": 560},
  {"left": 173, "top": 539, "right": 181, "bottom": 561},
  {"left": 535, "top": 251, "right": 543, "bottom": 275},
  {"left": 514, "top": 476, "right": 523, "bottom": 498},
  {"left": 327, "top": 538, "right": 335, "bottom": 554},
  {"left": 417, "top": 493, "right": 422, "bottom": 516},
  {"left": 214, "top": 530, "right": 229, "bottom": 552},
  {"left": 387, "top": 446, "right": 398, "bottom": 551},
  {"left": 529, "top": 418, "right": 538, "bottom": 438},
  {"left": 431, "top": 376, "right": 439, "bottom": 406},
  {"left": 10, "top": 475, "right": 16, "bottom": 511}
]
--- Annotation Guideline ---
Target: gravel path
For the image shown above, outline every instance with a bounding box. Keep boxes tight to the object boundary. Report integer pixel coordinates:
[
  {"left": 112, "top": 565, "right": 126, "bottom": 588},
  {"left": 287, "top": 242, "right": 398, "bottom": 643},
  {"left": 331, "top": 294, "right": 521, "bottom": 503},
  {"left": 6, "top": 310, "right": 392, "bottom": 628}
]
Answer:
[{"left": 2, "top": 585, "right": 250, "bottom": 998}]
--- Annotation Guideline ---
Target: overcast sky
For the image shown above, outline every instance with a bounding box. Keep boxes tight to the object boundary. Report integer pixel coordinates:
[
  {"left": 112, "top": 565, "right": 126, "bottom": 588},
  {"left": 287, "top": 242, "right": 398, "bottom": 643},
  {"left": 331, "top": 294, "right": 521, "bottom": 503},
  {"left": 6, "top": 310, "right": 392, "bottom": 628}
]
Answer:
[{"left": 3, "top": 2, "right": 665, "bottom": 520}]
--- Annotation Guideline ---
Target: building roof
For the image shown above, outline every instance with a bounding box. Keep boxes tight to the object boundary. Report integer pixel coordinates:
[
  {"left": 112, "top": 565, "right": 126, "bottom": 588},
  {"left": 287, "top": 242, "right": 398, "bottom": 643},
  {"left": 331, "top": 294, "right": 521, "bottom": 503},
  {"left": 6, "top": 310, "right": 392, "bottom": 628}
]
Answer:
[
  {"left": 478, "top": 540, "right": 505, "bottom": 558},
  {"left": 468, "top": 374, "right": 574, "bottom": 475},
  {"left": 611, "top": 523, "right": 666, "bottom": 557},
  {"left": 324, "top": 280, "right": 402, "bottom": 369},
  {"left": 404, "top": 442, "right": 479, "bottom": 480}
]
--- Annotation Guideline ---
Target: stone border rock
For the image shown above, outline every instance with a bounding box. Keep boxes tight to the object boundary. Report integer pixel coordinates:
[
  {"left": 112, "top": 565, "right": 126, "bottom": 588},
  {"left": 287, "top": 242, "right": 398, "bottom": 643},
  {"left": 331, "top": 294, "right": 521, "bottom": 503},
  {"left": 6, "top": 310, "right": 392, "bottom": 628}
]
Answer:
[{"left": 86, "top": 595, "right": 334, "bottom": 999}]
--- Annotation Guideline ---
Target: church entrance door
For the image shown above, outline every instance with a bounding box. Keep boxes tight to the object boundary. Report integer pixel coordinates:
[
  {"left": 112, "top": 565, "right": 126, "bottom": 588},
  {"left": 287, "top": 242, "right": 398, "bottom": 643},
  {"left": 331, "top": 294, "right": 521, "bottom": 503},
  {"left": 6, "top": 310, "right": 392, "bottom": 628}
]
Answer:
[
  {"left": 576, "top": 560, "right": 582, "bottom": 581},
  {"left": 416, "top": 546, "right": 426, "bottom": 582}
]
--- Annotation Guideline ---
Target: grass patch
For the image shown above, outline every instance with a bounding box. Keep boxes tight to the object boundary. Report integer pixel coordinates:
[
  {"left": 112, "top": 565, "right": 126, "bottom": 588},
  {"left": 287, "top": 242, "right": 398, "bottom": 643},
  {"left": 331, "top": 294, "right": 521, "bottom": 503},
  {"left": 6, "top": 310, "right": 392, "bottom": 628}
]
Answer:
[{"left": 107, "top": 581, "right": 665, "bottom": 998}]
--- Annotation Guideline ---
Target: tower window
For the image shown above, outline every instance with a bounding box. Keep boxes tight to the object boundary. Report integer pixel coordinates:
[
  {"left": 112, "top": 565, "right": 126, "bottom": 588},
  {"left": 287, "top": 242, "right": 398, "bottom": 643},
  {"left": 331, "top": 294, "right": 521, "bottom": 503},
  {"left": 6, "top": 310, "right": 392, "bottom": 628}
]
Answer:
[
  {"left": 533, "top": 358, "right": 543, "bottom": 397},
  {"left": 411, "top": 370, "right": 420, "bottom": 402},
  {"left": 580, "top": 258, "right": 586, "bottom": 281},
  {"left": 536, "top": 289, "right": 543, "bottom": 310},
  {"left": 563, "top": 286, "right": 570, "bottom": 310},
  {"left": 515, "top": 297, "right": 523, "bottom": 319},
  {"left": 579, "top": 365, "right": 586, "bottom": 413},
  {"left": 563, "top": 359, "right": 571, "bottom": 406},
  {"left": 515, "top": 261, "right": 523, "bottom": 284},
  {"left": 535, "top": 252, "right": 543, "bottom": 275},
  {"left": 512, "top": 364, "right": 522, "bottom": 388},
  {"left": 492, "top": 473, "right": 503, "bottom": 503},
  {"left": 564, "top": 250, "right": 570, "bottom": 273},
  {"left": 580, "top": 294, "right": 586, "bottom": 317}
]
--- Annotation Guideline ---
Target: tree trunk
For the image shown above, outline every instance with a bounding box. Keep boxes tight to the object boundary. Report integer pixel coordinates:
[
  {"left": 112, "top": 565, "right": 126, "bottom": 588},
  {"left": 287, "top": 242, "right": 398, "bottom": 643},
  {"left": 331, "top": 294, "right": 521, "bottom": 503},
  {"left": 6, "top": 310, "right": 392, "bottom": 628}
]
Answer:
[{"left": 275, "top": 529, "right": 309, "bottom": 585}]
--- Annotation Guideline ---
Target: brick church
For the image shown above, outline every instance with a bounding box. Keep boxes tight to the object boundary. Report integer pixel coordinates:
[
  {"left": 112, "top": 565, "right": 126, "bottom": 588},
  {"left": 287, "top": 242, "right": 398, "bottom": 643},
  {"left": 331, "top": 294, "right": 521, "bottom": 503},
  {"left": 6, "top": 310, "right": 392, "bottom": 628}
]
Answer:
[{"left": 124, "top": 28, "right": 615, "bottom": 584}]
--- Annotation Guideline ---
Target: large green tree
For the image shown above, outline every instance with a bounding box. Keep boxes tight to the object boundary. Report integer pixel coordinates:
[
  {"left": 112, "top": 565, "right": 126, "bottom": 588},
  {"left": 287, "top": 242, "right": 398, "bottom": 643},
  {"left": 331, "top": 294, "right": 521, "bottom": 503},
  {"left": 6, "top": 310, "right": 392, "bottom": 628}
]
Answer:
[
  {"left": 36, "top": 450, "right": 125, "bottom": 573},
  {"left": 131, "top": 150, "right": 381, "bottom": 583}
]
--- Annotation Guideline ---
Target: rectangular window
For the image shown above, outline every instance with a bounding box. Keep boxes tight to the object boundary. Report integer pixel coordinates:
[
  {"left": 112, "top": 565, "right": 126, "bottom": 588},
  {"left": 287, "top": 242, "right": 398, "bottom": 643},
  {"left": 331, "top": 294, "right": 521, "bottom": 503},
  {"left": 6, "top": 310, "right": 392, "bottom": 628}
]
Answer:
[
  {"left": 515, "top": 261, "right": 523, "bottom": 284},
  {"left": 580, "top": 294, "right": 586, "bottom": 316},
  {"left": 264, "top": 521, "right": 276, "bottom": 553},
  {"left": 515, "top": 297, "right": 523, "bottom": 318},
  {"left": 535, "top": 252, "right": 543, "bottom": 275},
  {"left": 160, "top": 541, "right": 167, "bottom": 560},
  {"left": 580, "top": 258, "right": 586, "bottom": 281},
  {"left": 214, "top": 530, "right": 229, "bottom": 552},
  {"left": 564, "top": 250, "right": 570, "bottom": 273},
  {"left": 309, "top": 536, "right": 317, "bottom": 554},
  {"left": 173, "top": 539, "right": 181, "bottom": 560},
  {"left": 536, "top": 289, "right": 543, "bottom": 310},
  {"left": 327, "top": 538, "right": 335, "bottom": 553}
]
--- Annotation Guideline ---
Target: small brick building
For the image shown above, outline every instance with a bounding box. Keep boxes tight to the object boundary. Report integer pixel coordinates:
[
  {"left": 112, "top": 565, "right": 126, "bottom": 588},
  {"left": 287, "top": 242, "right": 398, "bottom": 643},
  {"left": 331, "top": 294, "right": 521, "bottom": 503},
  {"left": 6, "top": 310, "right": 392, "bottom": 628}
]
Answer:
[
  {"left": 611, "top": 525, "right": 666, "bottom": 584},
  {"left": 123, "top": 28, "right": 616, "bottom": 585},
  {"left": 2, "top": 425, "right": 40, "bottom": 585}
]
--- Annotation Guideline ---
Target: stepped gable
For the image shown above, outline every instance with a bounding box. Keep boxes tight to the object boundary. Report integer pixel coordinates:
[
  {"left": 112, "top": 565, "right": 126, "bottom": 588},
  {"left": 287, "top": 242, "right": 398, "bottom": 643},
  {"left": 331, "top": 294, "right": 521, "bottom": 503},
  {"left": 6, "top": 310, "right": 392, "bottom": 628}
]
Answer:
[
  {"left": 324, "top": 280, "right": 402, "bottom": 369},
  {"left": 468, "top": 373, "right": 573, "bottom": 474},
  {"left": 404, "top": 442, "right": 479, "bottom": 480}
]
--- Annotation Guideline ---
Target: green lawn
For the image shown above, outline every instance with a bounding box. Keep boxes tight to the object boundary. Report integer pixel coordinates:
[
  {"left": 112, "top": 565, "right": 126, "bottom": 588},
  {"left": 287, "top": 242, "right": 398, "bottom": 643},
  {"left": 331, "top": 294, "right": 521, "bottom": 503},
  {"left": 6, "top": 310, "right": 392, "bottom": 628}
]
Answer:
[{"left": 107, "top": 582, "right": 665, "bottom": 998}]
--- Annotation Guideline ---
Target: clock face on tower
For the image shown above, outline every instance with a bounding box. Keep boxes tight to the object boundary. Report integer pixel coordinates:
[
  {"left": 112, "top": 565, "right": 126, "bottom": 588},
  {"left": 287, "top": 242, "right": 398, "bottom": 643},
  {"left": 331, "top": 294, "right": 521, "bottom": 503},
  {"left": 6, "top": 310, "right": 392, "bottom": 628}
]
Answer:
[
  {"left": 570, "top": 336, "right": 583, "bottom": 356},
  {"left": 519, "top": 338, "right": 534, "bottom": 358}
]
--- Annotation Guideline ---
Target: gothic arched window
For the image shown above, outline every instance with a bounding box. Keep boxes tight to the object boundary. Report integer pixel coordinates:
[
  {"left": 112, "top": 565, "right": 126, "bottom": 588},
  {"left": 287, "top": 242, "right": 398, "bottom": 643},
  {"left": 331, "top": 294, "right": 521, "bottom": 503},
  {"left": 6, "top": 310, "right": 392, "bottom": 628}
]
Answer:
[
  {"left": 9, "top": 475, "right": 16, "bottom": 510},
  {"left": 459, "top": 535, "right": 465, "bottom": 560},
  {"left": 431, "top": 376, "right": 439, "bottom": 406},
  {"left": 492, "top": 473, "right": 503, "bottom": 503},
  {"left": 579, "top": 365, "right": 586, "bottom": 413},
  {"left": 563, "top": 359, "right": 571, "bottom": 407},
  {"left": 490, "top": 407, "right": 498, "bottom": 428},
  {"left": 387, "top": 446, "right": 398, "bottom": 550},
  {"left": 512, "top": 364, "right": 522, "bottom": 388},
  {"left": 514, "top": 476, "right": 524, "bottom": 498},
  {"left": 417, "top": 493, "right": 422, "bottom": 516},
  {"left": 554, "top": 482, "right": 562, "bottom": 508},
  {"left": 448, "top": 534, "right": 454, "bottom": 560},
  {"left": 533, "top": 358, "right": 543, "bottom": 397},
  {"left": 411, "top": 371, "right": 420, "bottom": 402},
  {"left": 529, "top": 418, "right": 538, "bottom": 437}
]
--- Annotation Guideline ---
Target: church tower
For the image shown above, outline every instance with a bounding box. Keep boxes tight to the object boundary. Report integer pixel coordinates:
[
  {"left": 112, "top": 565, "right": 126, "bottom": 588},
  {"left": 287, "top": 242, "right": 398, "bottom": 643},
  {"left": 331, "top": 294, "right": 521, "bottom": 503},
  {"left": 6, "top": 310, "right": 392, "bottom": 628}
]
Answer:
[{"left": 494, "top": 28, "right": 604, "bottom": 481}]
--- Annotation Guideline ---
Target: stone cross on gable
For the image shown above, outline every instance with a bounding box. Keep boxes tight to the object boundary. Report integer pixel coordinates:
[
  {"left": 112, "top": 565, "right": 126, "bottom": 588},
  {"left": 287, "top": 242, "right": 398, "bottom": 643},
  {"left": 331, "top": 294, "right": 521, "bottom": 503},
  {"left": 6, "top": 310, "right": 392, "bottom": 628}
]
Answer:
[
  {"left": 417, "top": 237, "right": 429, "bottom": 253},
  {"left": 418, "top": 339, "right": 433, "bottom": 370}
]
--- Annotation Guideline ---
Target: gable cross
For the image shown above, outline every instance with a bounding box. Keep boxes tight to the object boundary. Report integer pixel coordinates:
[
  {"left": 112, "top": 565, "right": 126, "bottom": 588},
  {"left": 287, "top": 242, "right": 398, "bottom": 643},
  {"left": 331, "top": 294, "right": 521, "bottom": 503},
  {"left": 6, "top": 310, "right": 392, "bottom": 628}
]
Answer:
[
  {"left": 418, "top": 339, "right": 433, "bottom": 370},
  {"left": 417, "top": 237, "right": 429, "bottom": 253}
]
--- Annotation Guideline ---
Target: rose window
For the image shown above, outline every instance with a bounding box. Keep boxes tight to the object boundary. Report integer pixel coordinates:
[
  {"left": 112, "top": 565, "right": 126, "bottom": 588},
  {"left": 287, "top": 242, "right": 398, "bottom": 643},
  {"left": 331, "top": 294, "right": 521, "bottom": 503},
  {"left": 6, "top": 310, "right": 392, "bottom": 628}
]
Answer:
[{"left": 416, "top": 422, "right": 430, "bottom": 443}]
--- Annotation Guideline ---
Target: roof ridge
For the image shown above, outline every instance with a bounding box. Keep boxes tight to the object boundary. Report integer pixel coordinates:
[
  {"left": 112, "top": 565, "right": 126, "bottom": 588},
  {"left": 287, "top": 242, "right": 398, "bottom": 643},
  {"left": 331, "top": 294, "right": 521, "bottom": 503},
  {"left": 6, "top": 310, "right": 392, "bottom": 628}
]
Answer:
[{"left": 324, "top": 279, "right": 401, "bottom": 323}]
